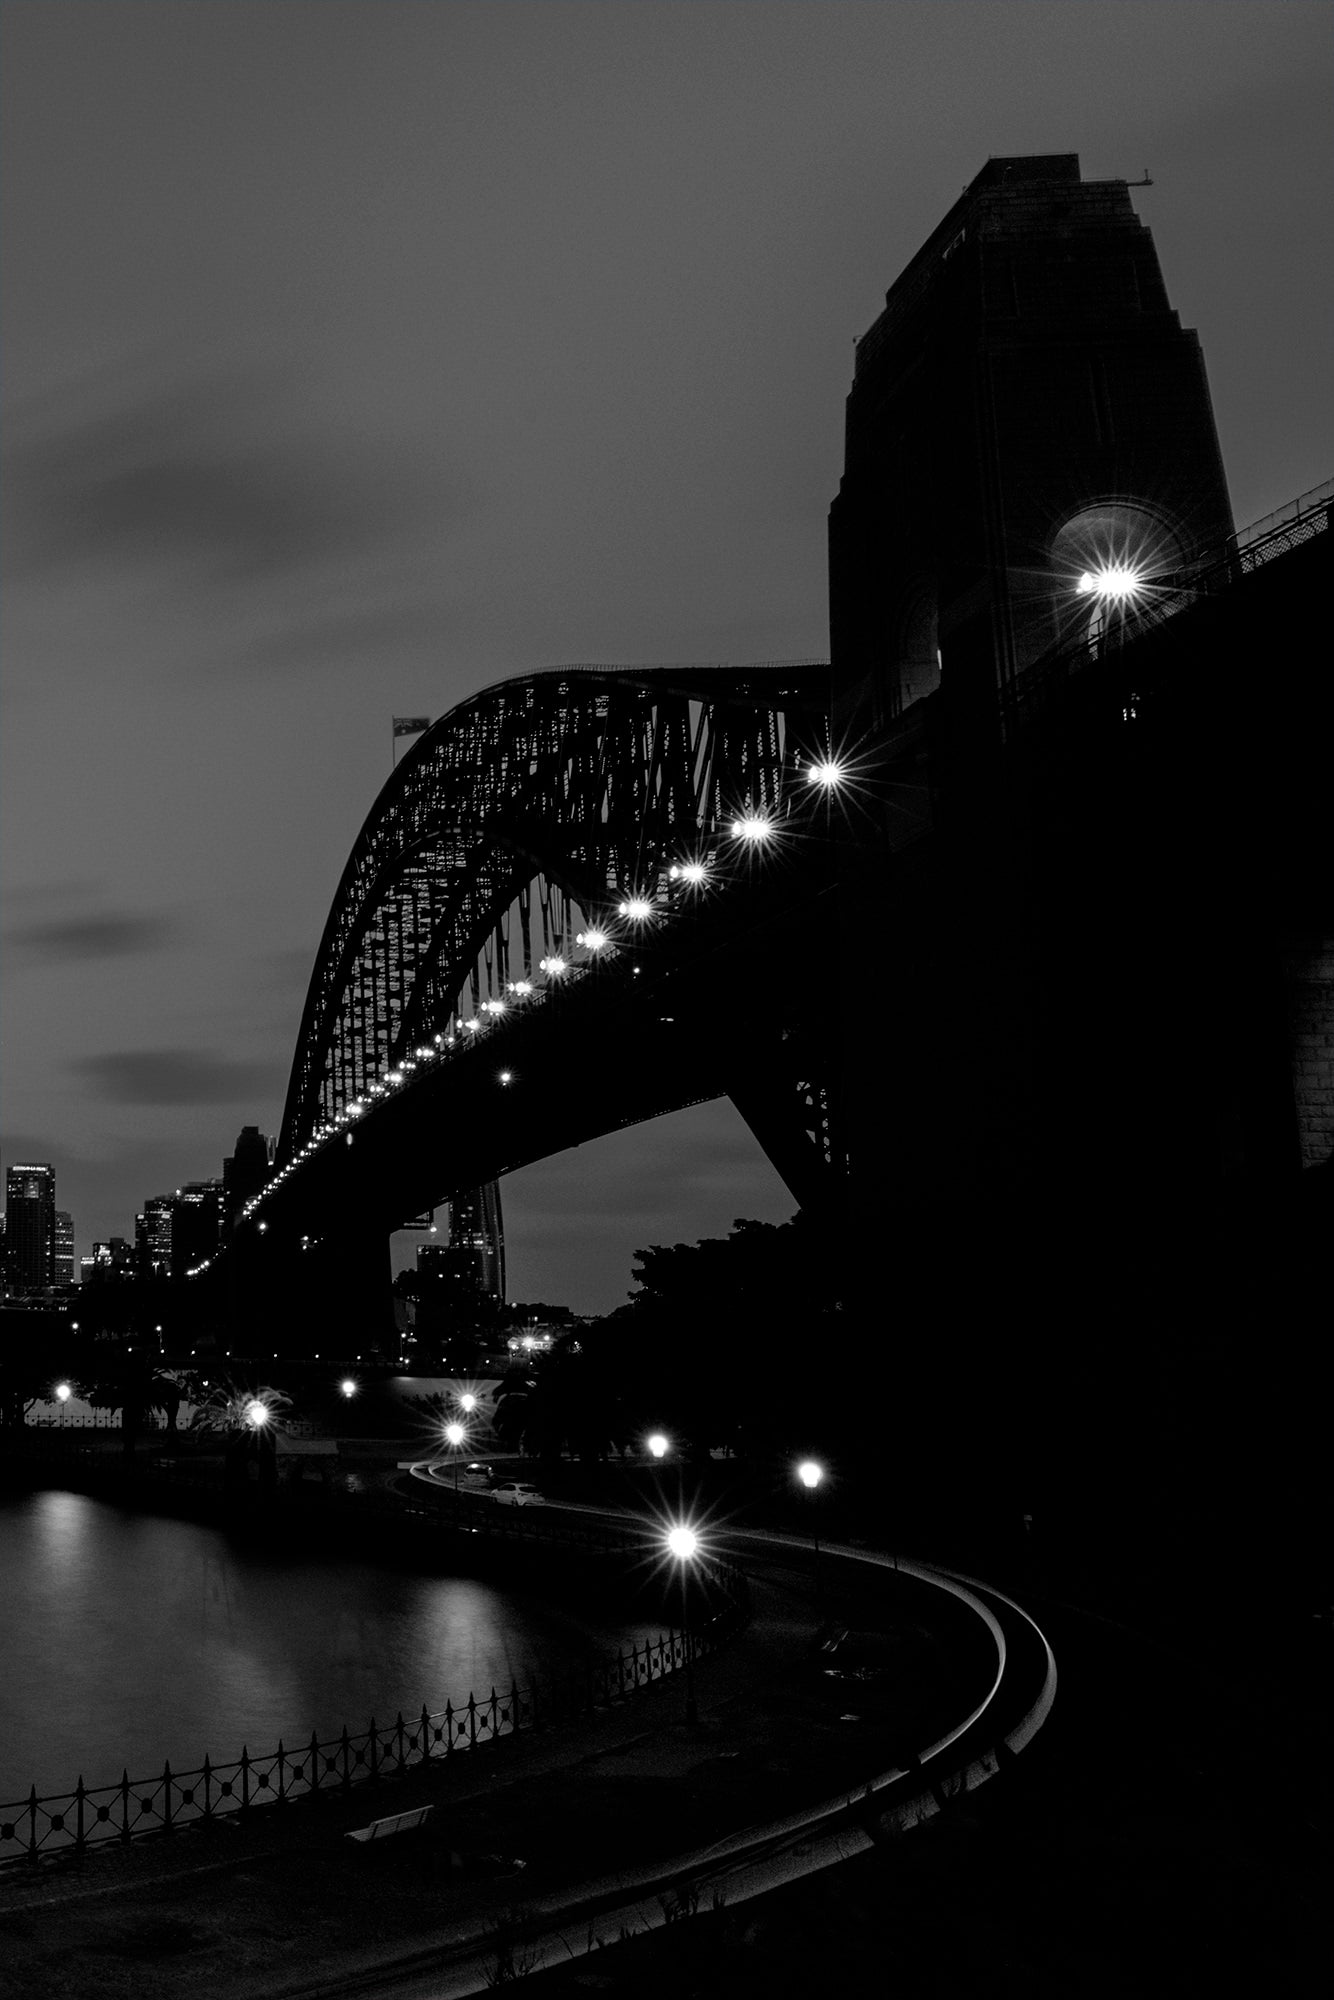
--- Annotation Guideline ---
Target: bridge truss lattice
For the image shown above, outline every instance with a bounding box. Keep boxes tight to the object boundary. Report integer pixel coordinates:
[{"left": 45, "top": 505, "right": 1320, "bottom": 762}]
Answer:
[{"left": 278, "top": 665, "right": 829, "bottom": 1165}]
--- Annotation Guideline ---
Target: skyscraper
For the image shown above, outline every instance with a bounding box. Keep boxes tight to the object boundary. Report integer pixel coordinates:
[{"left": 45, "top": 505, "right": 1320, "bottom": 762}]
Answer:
[
  {"left": 53, "top": 1211, "right": 75, "bottom": 1287},
  {"left": 222, "top": 1126, "right": 271, "bottom": 1237},
  {"left": 170, "top": 1181, "right": 224, "bottom": 1277},
  {"left": 446, "top": 1181, "right": 506, "bottom": 1302},
  {"left": 4, "top": 1163, "right": 56, "bottom": 1291},
  {"left": 137, "top": 1196, "right": 176, "bottom": 1278}
]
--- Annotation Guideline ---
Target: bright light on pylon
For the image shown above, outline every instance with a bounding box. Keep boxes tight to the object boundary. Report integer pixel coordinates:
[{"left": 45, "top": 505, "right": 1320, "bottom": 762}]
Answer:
[{"left": 1076, "top": 563, "right": 1143, "bottom": 602}]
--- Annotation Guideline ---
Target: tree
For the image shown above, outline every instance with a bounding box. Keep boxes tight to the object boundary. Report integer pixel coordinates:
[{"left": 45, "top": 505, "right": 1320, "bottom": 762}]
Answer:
[
  {"left": 610, "top": 1215, "right": 841, "bottom": 1457},
  {"left": 0, "top": 1309, "right": 80, "bottom": 1429},
  {"left": 73, "top": 1341, "right": 188, "bottom": 1456}
]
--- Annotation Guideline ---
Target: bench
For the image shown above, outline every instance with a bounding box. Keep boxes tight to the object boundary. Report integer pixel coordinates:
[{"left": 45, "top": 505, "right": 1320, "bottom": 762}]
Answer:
[{"left": 345, "top": 1805, "right": 433, "bottom": 1843}]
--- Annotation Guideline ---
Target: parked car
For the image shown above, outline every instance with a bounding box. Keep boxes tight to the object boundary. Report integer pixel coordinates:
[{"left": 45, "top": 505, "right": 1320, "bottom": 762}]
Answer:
[
  {"left": 461, "top": 1461, "right": 495, "bottom": 1486},
  {"left": 490, "top": 1480, "right": 545, "bottom": 1508}
]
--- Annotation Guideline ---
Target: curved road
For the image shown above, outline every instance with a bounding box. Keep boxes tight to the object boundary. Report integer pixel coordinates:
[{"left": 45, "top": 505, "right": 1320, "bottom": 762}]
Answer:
[{"left": 363, "top": 1461, "right": 1060, "bottom": 2000}]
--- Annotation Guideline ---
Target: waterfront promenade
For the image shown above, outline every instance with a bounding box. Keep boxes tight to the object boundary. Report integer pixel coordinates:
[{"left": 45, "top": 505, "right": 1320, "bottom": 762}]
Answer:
[
  {"left": 0, "top": 1546, "right": 907, "bottom": 1997},
  {"left": 0, "top": 1448, "right": 1325, "bottom": 1997}
]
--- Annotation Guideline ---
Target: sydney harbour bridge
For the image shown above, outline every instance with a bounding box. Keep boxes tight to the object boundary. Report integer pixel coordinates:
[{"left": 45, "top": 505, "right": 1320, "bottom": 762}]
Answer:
[
  {"left": 216, "top": 156, "right": 1332, "bottom": 1357},
  {"left": 226, "top": 662, "right": 849, "bottom": 1345}
]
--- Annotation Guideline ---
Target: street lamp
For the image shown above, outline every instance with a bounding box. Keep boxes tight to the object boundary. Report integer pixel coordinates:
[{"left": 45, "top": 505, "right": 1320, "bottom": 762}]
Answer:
[
  {"left": 245, "top": 1396, "right": 276, "bottom": 1494},
  {"left": 665, "top": 1524, "right": 700, "bottom": 1725},
  {"left": 796, "top": 1458, "right": 825, "bottom": 1594},
  {"left": 339, "top": 1377, "right": 358, "bottom": 1399},
  {"left": 444, "top": 1419, "right": 466, "bottom": 1494},
  {"left": 55, "top": 1382, "right": 71, "bottom": 1427},
  {"left": 646, "top": 1432, "right": 669, "bottom": 1460},
  {"left": 458, "top": 1393, "right": 478, "bottom": 1414}
]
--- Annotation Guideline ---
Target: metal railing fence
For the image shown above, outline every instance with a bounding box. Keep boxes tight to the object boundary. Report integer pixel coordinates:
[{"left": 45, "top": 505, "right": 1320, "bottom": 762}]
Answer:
[
  {"left": 0, "top": 1557, "right": 750, "bottom": 1869},
  {"left": 23, "top": 1411, "right": 169, "bottom": 1431}
]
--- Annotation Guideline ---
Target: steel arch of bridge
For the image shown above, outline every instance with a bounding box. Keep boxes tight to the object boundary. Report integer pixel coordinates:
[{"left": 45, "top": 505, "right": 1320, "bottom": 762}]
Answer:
[{"left": 279, "top": 665, "right": 829, "bottom": 1165}]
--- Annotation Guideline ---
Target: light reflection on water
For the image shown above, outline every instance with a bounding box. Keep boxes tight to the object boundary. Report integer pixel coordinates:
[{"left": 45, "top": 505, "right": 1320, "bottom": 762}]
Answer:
[{"left": 0, "top": 1491, "right": 657, "bottom": 1798}]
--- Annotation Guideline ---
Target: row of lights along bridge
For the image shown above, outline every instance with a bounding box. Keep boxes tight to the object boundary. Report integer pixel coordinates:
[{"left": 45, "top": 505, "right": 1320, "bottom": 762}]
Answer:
[{"left": 233, "top": 757, "right": 852, "bottom": 1242}]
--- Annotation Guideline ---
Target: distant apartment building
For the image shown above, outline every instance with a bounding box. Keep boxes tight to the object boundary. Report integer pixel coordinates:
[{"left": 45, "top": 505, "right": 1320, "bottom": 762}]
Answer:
[{"left": 82, "top": 1237, "right": 137, "bottom": 1283}]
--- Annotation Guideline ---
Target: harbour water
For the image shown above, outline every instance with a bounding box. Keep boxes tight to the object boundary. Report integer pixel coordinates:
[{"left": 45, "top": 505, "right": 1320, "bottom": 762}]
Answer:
[{"left": 0, "top": 1488, "right": 658, "bottom": 1802}]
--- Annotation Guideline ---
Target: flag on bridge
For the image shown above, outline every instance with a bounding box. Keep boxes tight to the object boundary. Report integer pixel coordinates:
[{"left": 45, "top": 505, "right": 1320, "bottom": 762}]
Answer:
[{"left": 393, "top": 716, "right": 431, "bottom": 737}]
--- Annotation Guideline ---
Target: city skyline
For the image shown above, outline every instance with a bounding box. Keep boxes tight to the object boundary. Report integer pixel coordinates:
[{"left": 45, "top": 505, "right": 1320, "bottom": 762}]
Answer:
[{"left": 4, "top": 2, "right": 1332, "bottom": 1310}]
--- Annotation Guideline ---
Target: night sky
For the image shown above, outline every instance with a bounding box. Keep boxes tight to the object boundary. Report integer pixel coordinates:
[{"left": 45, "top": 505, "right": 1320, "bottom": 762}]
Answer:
[{"left": 3, "top": 2, "right": 1331, "bottom": 1312}]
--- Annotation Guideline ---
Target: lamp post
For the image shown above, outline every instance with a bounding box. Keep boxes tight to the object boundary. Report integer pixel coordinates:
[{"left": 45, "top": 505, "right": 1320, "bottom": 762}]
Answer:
[
  {"left": 796, "top": 1458, "right": 825, "bottom": 1596},
  {"left": 646, "top": 1432, "right": 669, "bottom": 1461},
  {"left": 245, "top": 1397, "right": 276, "bottom": 1493},
  {"left": 665, "top": 1524, "right": 700, "bottom": 1725},
  {"left": 55, "top": 1382, "right": 71, "bottom": 1428},
  {"left": 444, "top": 1420, "right": 466, "bottom": 1494}
]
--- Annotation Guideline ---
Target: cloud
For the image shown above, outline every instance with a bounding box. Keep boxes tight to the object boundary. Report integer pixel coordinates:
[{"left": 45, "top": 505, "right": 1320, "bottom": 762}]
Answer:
[
  {"left": 5, "top": 911, "right": 183, "bottom": 965},
  {"left": 2, "top": 358, "right": 467, "bottom": 592},
  {"left": 69, "top": 1049, "right": 287, "bottom": 1108}
]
